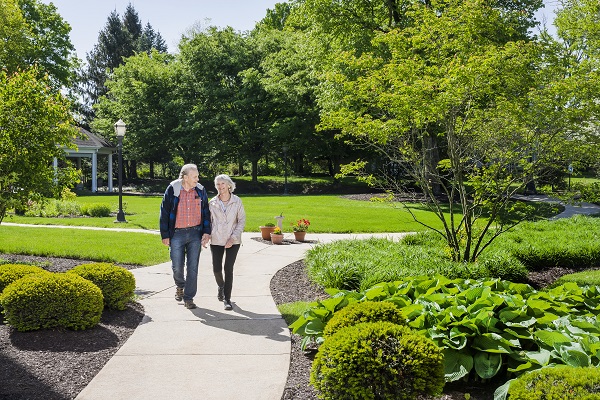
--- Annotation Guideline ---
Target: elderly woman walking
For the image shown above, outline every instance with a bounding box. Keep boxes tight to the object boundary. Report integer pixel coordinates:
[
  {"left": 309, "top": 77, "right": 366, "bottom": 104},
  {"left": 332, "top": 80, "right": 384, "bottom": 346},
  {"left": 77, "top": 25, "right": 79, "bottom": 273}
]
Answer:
[{"left": 208, "top": 174, "right": 246, "bottom": 310}]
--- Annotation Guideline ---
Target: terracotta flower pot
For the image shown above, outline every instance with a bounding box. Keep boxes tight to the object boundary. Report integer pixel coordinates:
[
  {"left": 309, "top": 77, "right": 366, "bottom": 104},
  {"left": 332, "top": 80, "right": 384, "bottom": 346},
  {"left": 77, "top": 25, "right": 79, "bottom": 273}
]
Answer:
[
  {"left": 270, "top": 233, "right": 284, "bottom": 244},
  {"left": 293, "top": 231, "right": 306, "bottom": 242},
  {"left": 260, "top": 226, "right": 276, "bottom": 240}
]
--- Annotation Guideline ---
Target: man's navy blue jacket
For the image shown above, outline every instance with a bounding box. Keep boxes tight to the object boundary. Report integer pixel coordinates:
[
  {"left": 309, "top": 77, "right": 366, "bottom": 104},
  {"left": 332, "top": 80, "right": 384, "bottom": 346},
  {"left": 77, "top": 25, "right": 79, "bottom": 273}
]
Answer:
[{"left": 159, "top": 179, "right": 211, "bottom": 240}]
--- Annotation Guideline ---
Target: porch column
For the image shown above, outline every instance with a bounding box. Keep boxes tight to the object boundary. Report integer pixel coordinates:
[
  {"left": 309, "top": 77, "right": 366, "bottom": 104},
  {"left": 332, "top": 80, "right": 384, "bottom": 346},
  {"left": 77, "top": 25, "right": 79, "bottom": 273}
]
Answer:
[
  {"left": 108, "top": 153, "right": 114, "bottom": 192},
  {"left": 91, "top": 152, "right": 98, "bottom": 192},
  {"left": 53, "top": 158, "right": 58, "bottom": 185}
]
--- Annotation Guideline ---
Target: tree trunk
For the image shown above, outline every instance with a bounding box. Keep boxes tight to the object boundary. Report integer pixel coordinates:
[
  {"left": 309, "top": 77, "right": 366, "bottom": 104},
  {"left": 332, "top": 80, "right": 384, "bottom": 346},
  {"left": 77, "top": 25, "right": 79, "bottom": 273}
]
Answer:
[{"left": 251, "top": 159, "right": 258, "bottom": 183}]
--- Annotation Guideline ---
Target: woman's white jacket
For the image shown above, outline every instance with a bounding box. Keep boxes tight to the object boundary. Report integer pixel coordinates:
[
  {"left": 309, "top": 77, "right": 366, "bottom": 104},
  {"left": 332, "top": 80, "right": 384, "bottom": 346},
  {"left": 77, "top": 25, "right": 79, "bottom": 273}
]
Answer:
[{"left": 208, "top": 194, "right": 246, "bottom": 246}]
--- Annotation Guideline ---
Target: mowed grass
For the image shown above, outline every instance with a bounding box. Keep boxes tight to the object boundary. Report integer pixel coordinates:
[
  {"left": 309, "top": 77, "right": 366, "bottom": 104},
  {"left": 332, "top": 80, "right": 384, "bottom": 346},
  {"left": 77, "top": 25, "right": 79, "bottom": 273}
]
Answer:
[
  {"left": 3, "top": 194, "right": 447, "bottom": 233},
  {"left": 0, "top": 225, "right": 168, "bottom": 266}
]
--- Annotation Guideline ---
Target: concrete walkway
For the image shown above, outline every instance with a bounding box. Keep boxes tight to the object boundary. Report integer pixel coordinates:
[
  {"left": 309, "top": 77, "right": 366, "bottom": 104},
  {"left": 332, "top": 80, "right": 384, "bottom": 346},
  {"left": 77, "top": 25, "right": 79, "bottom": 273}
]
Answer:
[
  {"left": 74, "top": 232, "right": 406, "bottom": 400},
  {"left": 511, "top": 194, "right": 600, "bottom": 219}
]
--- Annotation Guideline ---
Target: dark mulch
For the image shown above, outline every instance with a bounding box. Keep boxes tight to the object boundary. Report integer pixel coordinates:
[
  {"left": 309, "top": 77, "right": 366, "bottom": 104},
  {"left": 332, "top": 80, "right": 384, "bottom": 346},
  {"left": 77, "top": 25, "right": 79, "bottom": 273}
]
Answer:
[{"left": 0, "top": 253, "right": 580, "bottom": 400}]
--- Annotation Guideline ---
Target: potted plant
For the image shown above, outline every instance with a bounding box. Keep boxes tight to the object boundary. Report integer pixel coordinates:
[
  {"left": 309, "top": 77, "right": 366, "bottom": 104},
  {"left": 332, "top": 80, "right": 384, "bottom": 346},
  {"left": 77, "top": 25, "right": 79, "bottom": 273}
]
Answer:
[
  {"left": 291, "top": 218, "right": 310, "bottom": 242},
  {"left": 259, "top": 222, "right": 276, "bottom": 240},
  {"left": 270, "top": 226, "right": 284, "bottom": 244}
]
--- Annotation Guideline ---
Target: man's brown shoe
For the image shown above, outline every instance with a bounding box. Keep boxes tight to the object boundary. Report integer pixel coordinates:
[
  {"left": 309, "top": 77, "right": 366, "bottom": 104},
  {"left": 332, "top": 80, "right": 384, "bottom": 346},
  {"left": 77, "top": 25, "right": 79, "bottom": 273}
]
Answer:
[
  {"left": 184, "top": 300, "right": 197, "bottom": 309},
  {"left": 175, "top": 287, "right": 184, "bottom": 301}
]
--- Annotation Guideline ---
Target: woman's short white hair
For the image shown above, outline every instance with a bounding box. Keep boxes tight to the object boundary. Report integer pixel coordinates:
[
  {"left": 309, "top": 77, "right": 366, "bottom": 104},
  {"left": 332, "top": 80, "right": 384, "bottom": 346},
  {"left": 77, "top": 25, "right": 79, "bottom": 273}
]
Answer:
[{"left": 214, "top": 174, "right": 236, "bottom": 192}]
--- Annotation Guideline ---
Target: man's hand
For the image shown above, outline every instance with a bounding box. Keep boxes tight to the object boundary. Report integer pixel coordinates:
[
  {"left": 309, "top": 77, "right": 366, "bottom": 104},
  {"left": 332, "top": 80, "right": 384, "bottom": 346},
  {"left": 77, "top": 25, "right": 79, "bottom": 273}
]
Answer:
[
  {"left": 162, "top": 238, "right": 170, "bottom": 246},
  {"left": 201, "top": 234, "right": 211, "bottom": 248}
]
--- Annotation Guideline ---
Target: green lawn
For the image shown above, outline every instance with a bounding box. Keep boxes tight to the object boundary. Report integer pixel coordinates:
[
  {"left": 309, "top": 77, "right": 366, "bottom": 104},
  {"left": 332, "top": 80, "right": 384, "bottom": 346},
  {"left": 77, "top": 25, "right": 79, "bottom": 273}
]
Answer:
[
  {"left": 4, "top": 194, "right": 446, "bottom": 233},
  {"left": 0, "top": 225, "right": 166, "bottom": 266}
]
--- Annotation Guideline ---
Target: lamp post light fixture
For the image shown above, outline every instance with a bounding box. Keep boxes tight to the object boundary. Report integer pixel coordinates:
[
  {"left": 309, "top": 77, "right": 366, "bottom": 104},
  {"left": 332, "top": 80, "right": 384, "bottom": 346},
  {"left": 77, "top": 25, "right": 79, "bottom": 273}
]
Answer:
[
  {"left": 282, "top": 144, "right": 289, "bottom": 195},
  {"left": 114, "top": 119, "right": 127, "bottom": 223}
]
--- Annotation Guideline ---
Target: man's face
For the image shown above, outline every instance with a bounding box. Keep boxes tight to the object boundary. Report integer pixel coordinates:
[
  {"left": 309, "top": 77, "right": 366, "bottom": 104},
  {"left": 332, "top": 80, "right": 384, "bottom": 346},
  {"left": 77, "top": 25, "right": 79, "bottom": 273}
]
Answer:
[{"left": 183, "top": 170, "right": 199, "bottom": 188}]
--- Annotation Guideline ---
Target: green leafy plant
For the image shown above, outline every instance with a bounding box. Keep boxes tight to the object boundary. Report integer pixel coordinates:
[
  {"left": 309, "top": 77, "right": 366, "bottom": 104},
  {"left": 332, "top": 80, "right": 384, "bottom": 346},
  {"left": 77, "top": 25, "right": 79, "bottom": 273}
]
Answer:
[
  {"left": 291, "top": 275, "right": 600, "bottom": 396},
  {"left": 0, "top": 264, "right": 48, "bottom": 293},
  {"left": 263, "top": 222, "right": 275, "bottom": 227},
  {"left": 507, "top": 366, "right": 600, "bottom": 399},
  {"left": 323, "top": 300, "right": 405, "bottom": 338},
  {"left": 0, "top": 273, "right": 104, "bottom": 331},
  {"left": 311, "top": 321, "right": 445, "bottom": 400},
  {"left": 292, "top": 218, "right": 310, "bottom": 232},
  {"left": 68, "top": 263, "right": 135, "bottom": 310}
]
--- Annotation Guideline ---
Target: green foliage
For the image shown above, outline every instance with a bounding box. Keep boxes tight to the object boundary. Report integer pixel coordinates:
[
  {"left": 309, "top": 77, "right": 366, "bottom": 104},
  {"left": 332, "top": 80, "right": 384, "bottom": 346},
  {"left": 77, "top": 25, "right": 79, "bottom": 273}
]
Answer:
[
  {"left": 68, "top": 263, "right": 135, "bottom": 310},
  {"left": 572, "top": 182, "right": 600, "bottom": 204},
  {"left": 24, "top": 199, "right": 81, "bottom": 217},
  {"left": 0, "top": 0, "right": 78, "bottom": 88},
  {"left": 0, "top": 264, "right": 48, "bottom": 293},
  {"left": 305, "top": 237, "right": 512, "bottom": 292},
  {"left": 323, "top": 300, "right": 405, "bottom": 338},
  {"left": 0, "top": 273, "right": 103, "bottom": 331},
  {"left": 552, "top": 269, "right": 600, "bottom": 288},
  {"left": 0, "top": 67, "right": 79, "bottom": 224},
  {"left": 81, "top": 203, "right": 112, "bottom": 218},
  {"left": 492, "top": 216, "right": 600, "bottom": 270},
  {"left": 477, "top": 251, "right": 529, "bottom": 283},
  {"left": 310, "top": 322, "right": 445, "bottom": 400},
  {"left": 292, "top": 276, "right": 600, "bottom": 392},
  {"left": 507, "top": 366, "right": 600, "bottom": 400}
]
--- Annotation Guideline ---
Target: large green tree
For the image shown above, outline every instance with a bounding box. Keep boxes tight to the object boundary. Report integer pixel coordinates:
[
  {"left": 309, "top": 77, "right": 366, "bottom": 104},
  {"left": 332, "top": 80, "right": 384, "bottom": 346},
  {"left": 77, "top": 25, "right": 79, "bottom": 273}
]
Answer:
[
  {"left": 317, "top": 0, "right": 574, "bottom": 262},
  {"left": 0, "top": 68, "right": 79, "bottom": 223},
  {"left": 93, "top": 51, "right": 178, "bottom": 178},
  {"left": 0, "top": 0, "right": 78, "bottom": 89},
  {"left": 81, "top": 4, "right": 166, "bottom": 123}
]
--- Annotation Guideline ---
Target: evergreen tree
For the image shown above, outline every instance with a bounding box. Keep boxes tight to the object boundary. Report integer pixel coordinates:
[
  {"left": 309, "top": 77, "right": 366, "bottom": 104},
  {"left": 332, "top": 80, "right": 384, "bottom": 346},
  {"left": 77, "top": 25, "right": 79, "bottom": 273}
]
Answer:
[{"left": 79, "top": 3, "right": 167, "bottom": 124}]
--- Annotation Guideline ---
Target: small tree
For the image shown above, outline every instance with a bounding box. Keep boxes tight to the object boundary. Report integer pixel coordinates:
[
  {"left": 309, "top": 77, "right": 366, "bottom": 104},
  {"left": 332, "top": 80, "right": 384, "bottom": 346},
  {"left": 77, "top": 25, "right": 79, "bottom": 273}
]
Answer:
[
  {"left": 0, "top": 68, "right": 79, "bottom": 223},
  {"left": 324, "top": 0, "right": 574, "bottom": 262}
]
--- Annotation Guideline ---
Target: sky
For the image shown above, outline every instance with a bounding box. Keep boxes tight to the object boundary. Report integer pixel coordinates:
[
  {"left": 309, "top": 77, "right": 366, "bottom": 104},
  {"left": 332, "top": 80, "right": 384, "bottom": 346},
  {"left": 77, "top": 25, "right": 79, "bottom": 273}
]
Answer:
[
  {"left": 42, "top": 0, "right": 280, "bottom": 58},
  {"left": 43, "top": 0, "right": 560, "bottom": 60}
]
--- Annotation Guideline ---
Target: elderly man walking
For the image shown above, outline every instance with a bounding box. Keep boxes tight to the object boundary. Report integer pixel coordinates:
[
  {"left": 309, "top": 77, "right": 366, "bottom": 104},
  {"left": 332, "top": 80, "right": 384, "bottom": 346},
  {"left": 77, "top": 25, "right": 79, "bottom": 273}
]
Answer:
[{"left": 159, "top": 164, "right": 211, "bottom": 309}]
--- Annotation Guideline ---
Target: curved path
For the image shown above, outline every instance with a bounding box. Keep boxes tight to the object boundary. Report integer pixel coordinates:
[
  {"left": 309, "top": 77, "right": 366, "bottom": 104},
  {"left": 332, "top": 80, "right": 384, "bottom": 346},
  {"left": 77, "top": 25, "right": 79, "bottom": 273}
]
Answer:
[{"left": 73, "top": 232, "right": 406, "bottom": 400}]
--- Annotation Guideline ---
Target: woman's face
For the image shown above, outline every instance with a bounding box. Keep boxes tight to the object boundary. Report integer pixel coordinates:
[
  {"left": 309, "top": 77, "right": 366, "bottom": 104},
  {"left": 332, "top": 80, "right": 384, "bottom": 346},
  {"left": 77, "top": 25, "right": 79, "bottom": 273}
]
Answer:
[{"left": 216, "top": 180, "right": 229, "bottom": 195}]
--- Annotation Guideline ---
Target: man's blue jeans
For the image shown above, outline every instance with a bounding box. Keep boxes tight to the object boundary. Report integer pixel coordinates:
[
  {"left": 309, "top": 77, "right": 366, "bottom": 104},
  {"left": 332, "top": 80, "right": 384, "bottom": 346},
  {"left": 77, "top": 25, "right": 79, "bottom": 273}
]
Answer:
[{"left": 170, "top": 226, "right": 201, "bottom": 301}]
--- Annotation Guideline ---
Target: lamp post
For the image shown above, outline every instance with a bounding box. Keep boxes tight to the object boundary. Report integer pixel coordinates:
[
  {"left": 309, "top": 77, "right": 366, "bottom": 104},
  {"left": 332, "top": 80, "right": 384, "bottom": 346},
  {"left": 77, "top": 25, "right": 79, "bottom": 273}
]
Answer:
[
  {"left": 283, "top": 145, "right": 289, "bottom": 195},
  {"left": 114, "top": 119, "right": 127, "bottom": 223}
]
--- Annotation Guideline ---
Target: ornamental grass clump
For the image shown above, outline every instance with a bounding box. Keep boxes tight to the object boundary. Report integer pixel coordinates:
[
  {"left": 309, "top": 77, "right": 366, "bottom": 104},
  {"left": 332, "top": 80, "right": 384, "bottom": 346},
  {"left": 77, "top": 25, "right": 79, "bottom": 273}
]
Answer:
[
  {"left": 68, "top": 263, "right": 135, "bottom": 310},
  {"left": 0, "top": 273, "right": 103, "bottom": 331},
  {"left": 311, "top": 321, "right": 444, "bottom": 400}
]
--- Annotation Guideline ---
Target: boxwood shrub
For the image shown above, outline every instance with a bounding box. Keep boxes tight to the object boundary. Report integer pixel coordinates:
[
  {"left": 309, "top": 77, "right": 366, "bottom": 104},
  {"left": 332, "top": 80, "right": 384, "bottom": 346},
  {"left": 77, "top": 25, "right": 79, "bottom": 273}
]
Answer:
[
  {"left": 508, "top": 366, "right": 600, "bottom": 399},
  {"left": 0, "top": 273, "right": 103, "bottom": 331},
  {"left": 311, "top": 321, "right": 444, "bottom": 400},
  {"left": 0, "top": 264, "right": 48, "bottom": 293},
  {"left": 68, "top": 263, "right": 135, "bottom": 310},
  {"left": 323, "top": 300, "right": 405, "bottom": 338}
]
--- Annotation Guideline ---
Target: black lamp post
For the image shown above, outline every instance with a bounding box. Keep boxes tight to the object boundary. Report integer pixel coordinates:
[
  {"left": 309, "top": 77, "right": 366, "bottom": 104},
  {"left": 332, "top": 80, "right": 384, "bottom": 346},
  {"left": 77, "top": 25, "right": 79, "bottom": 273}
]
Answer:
[
  {"left": 114, "top": 119, "right": 127, "bottom": 223},
  {"left": 283, "top": 145, "right": 289, "bottom": 195}
]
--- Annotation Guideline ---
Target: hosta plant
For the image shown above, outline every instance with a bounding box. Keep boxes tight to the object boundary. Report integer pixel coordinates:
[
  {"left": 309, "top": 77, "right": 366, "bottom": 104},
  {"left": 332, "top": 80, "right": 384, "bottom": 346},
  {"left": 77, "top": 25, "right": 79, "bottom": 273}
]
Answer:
[{"left": 290, "top": 276, "right": 600, "bottom": 398}]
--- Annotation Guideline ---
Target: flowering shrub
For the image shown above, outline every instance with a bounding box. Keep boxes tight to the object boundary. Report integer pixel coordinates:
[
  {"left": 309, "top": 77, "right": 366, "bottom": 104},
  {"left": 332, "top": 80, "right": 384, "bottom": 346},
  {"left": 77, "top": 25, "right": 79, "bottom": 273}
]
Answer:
[
  {"left": 272, "top": 227, "right": 283, "bottom": 235},
  {"left": 292, "top": 218, "right": 310, "bottom": 232}
]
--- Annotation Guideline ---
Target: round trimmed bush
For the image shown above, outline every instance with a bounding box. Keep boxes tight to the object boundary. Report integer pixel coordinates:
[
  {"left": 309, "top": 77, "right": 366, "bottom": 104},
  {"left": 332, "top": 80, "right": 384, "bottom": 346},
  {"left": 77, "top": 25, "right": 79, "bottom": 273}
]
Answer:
[
  {"left": 0, "top": 273, "right": 103, "bottom": 331},
  {"left": 323, "top": 300, "right": 405, "bottom": 338},
  {"left": 508, "top": 366, "right": 600, "bottom": 399},
  {"left": 311, "top": 322, "right": 445, "bottom": 400},
  {"left": 0, "top": 264, "right": 49, "bottom": 293},
  {"left": 68, "top": 263, "right": 135, "bottom": 310}
]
